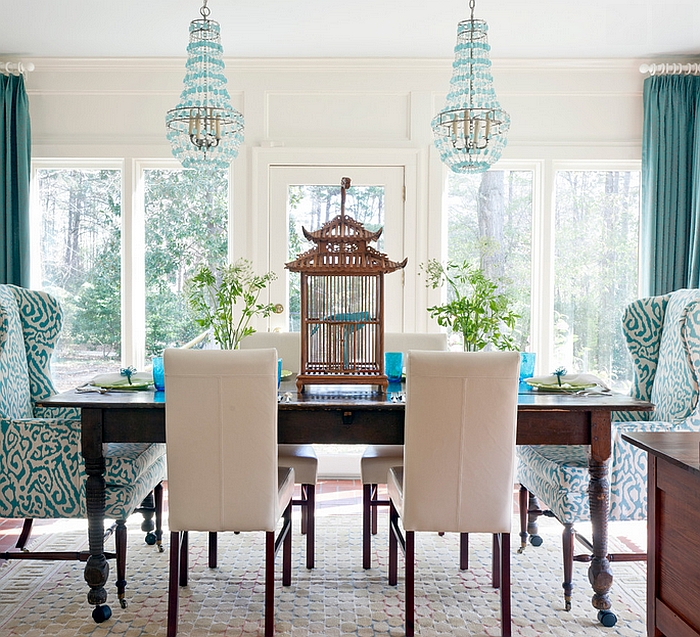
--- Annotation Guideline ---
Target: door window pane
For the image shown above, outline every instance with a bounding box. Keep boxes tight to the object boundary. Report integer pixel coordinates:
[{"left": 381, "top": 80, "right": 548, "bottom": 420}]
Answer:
[
  {"left": 446, "top": 170, "right": 533, "bottom": 350},
  {"left": 34, "top": 169, "right": 122, "bottom": 391},
  {"left": 287, "top": 184, "right": 385, "bottom": 331},
  {"left": 553, "top": 170, "right": 640, "bottom": 392},
  {"left": 144, "top": 169, "right": 228, "bottom": 355}
]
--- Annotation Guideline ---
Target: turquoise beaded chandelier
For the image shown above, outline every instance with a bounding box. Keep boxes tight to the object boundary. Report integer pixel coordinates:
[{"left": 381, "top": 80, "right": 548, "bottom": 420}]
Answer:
[
  {"left": 166, "top": 0, "right": 244, "bottom": 170},
  {"left": 431, "top": 0, "right": 510, "bottom": 173}
]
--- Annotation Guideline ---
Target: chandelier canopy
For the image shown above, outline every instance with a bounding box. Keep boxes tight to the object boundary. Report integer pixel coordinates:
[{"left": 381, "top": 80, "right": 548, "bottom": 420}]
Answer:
[
  {"left": 166, "top": 0, "right": 244, "bottom": 170},
  {"left": 431, "top": 0, "right": 510, "bottom": 173}
]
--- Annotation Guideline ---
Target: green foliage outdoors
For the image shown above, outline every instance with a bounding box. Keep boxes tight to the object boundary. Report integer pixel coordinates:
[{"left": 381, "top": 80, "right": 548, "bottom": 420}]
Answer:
[
  {"left": 186, "top": 259, "right": 281, "bottom": 350},
  {"left": 422, "top": 259, "right": 520, "bottom": 352}
]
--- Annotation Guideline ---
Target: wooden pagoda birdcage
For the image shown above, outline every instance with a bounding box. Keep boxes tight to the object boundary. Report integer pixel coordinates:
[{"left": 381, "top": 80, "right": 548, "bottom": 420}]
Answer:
[{"left": 286, "top": 177, "right": 407, "bottom": 392}]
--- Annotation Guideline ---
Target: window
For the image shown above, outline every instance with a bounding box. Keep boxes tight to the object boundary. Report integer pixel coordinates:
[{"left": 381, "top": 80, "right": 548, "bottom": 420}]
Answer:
[
  {"left": 553, "top": 169, "right": 640, "bottom": 391},
  {"left": 143, "top": 168, "right": 228, "bottom": 354},
  {"left": 32, "top": 167, "right": 122, "bottom": 391},
  {"left": 445, "top": 163, "right": 640, "bottom": 389},
  {"left": 446, "top": 169, "right": 534, "bottom": 351},
  {"left": 32, "top": 161, "right": 230, "bottom": 390}
]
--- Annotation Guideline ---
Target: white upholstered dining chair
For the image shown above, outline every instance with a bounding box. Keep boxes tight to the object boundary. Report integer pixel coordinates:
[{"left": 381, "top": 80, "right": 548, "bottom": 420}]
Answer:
[
  {"left": 360, "top": 332, "right": 447, "bottom": 568},
  {"left": 385, "top": 350, "right": 520, "bottom": 637},
  {"left": 164, "top": 348, "right": 295, "bottom": 637},
  {"left": 240, "top": 331, "right": 318, "bottom": 568}
]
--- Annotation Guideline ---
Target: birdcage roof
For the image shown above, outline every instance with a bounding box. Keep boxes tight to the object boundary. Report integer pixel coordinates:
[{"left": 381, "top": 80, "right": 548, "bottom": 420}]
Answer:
[
  {"left": 286, "top": 243, "right": 407, "bottom": 274},
  {"left": 301, "top": 215, "right": 383, "bottom": 244}
]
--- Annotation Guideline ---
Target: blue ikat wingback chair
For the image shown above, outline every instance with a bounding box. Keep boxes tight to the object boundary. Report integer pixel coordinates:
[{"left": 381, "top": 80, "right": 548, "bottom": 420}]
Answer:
[
  {"left": 0, "top": 284, "right": 167, "bottom": 618},
  {"left": 516, "top": 288, "right": 700, "bottom": 617}
]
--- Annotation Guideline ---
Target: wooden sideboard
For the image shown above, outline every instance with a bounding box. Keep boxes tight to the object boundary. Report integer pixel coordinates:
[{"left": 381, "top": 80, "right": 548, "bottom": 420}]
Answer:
[{"left": 622, "top": 431, "right": 700, "bottom": 637}]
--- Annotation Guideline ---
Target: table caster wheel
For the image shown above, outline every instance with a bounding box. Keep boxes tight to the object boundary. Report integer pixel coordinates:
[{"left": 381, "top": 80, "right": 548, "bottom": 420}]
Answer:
[
  {"left": 92, "top": 604, "right": 112, "bottom": 623},
  {"left": 120, "top": 598, "right": 128, "bottom": 609},
  {"left": 529, "top": 534, "right": 543, "bottom": 547},
  {"left": 598, "top": 609, "right": 617, "bottom": 627},
  {"left": 145, "top": 532, "right": 156, "bottom": 545}
]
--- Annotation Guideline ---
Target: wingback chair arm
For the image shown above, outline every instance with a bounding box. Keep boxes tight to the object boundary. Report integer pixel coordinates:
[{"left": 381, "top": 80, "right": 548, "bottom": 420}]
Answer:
[
  {"left": 33, "top": 405, "right": 81, "bottom": 421},
  {"left": 680, "top": 298, "right": 700, "bottom": 415},
  {"left": 620, "top": 294, "right": 669, "bottom": 404}
]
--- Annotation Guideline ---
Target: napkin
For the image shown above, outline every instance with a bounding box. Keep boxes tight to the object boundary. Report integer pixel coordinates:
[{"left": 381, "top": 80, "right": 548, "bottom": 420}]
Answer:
[
  {"left": 524, "top": 373, "right": 609, "bottom": 391},
  {"left": 90, "top": 371, "right": 153, "bottom": 390}
]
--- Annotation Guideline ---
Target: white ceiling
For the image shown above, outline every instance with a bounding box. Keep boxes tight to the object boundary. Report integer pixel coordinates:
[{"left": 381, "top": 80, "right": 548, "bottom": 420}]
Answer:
[{"left": 2, "top": 0, "right": 699, "bottom": 60}]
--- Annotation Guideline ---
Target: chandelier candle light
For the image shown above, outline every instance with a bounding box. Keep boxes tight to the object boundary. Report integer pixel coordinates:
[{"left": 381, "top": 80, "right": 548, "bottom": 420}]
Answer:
[
  {"left": 431, "top": 0, "right": 510, "bottom": 173},
  {"left": 166, "top": 0, "right": 244, "bottom": 169}
]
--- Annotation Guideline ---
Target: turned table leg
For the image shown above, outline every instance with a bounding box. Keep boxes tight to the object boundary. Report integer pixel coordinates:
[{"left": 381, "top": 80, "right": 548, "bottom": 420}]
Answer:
[
  {"left": 588, "top": 410, "right": 616, "bottom": 627},
  {"left": 82, "top": 408, "right": 112, "bottom": 623}
]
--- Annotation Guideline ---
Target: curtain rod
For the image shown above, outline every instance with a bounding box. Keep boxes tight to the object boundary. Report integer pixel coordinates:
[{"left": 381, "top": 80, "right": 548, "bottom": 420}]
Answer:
[
  {"left": 640, "top": 62, "right": 700, "bottom": 76},
  {"left": 0, "top": 61, "right": 35, "bottom": 76}
]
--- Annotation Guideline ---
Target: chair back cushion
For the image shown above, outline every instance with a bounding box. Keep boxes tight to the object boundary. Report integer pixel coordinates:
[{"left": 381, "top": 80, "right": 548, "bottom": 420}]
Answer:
[
  {"left": 164, "top": 348, "right": 279, "bottom": 533},
  {"left": 0, "top": 286, "right": 33, "bottom": 419},
  {"left": 649, "top": 289, "right": 700, "bottom": 421},
  {"left": 402, "top": 350, "right": 519, "bottom": 534},
  {"left": 241, "top": 332, "right": 301, "bottom": 373},
  {"left": 384, "top": 332, "right": 448, "bottom": 357}
]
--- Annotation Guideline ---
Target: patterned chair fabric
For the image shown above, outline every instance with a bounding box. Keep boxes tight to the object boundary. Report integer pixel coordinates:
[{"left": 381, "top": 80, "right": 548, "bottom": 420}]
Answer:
[
  {"left": 0, "top": 284, "right": 166, "bottom": 523},
  {"left": 517, "top": 288, "right": 700, "bottom": 525}
]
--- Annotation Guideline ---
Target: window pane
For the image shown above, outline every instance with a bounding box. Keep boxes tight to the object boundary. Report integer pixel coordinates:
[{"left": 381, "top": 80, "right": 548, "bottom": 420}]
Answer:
[
  {"left": 35, "top": 169, "right": 122, "bottom": 391},
  {"left": 287, "top": 184, "right": 385, "bottom": 331},
  {"left": 554, "top": 170, "right": 640, "bottom": 392},
  {"left": 144, "top": 169, "right": 228, "bottom": 355},
  {"left": 446, "top": 170, "right": 533, "bottom": 350}
]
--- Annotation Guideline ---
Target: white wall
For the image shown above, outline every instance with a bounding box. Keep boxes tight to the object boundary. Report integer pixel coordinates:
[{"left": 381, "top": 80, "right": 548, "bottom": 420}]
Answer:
[{"left": 25, "top": 56, "right": 644, "bottom": 339}]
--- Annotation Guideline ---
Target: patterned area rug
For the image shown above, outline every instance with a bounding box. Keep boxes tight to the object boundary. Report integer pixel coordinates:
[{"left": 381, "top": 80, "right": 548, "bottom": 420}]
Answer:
[{"left": 0, "top": 512, "right": 646, "bottom": 636}]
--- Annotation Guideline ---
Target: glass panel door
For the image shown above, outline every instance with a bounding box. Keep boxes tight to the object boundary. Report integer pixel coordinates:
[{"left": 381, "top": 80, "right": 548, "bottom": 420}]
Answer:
[{"left": 269, "top": 166, "right": 406, "bottom": 333}]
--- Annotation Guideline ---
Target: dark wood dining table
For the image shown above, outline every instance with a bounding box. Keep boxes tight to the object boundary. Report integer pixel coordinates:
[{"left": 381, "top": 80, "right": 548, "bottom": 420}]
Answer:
[{"left": 39, "top": 381, "right": 652, "bottom": 624}]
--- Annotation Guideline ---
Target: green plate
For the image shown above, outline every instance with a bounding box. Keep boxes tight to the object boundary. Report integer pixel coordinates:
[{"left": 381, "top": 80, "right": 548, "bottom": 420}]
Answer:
[
  {"left": 90, "top": 372, "right": 153, "bottom": 390},
  {"left": 281, "top": 369, "right": 293, "bottom": 380}
]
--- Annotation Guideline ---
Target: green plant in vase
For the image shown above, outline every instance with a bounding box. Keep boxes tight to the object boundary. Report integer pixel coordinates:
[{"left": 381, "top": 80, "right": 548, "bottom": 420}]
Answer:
[
  {"left": 186, "top": 258, "right": 282, "bottom": 350},
  {"left": 422, "top": 259, "right": 519, "bottom": 352}
]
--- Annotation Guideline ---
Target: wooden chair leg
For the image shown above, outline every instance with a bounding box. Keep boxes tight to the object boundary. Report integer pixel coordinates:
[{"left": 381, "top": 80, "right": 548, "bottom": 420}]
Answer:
[
  {"left": 562, "top": 523, "right": 574, "bottom": 611},
  {"left": 388, "top": 502, "right": 398, "bottom": 586},
  {"left": 154, "top": 482, "right": 164, "bottom": 552},
  {"left": 500, "top": 533, "right": 512, "bottom": 637},
  {"left": 518, "top": 484, "right": 529, "bottom": 551},
  {"left": 167, "top": 531, "right": 181, "bottom": 637},
  {"left": 363, "top": 484, "right": 372, "bottom": 569},
  {"left": 492, "top": 533, "right": 501, "bottom": 589},
  {"left": 179, "top": 531, "right": 188, "bottom": 587},
  {"left": 304, "top": 484, "right": 315, "bottom": 569},
  {"left": 283, "top": 502, "right": 292, "bottom": 587},
  {"left": 460, "top": 532, "right": 469, "bottom": 570},
  {"left": 115, "top": 520, "right": 128, "bottom": 608},
  {"left": 265, "top": 530, "right": 275, "bottom": 637},
  {"left": 371, "top": 484, "right": 379, "bottom": 535},
  {"left": 208, "top": 531, "right": 217, "bottom": 569},
  {"left": 406, "top": 530, "right": 415, "bottom": 637},
  {"left": 300, "top": 484, "right": 308, "bottom": 535},
  {"left": 15, "top": 518, "right": 33, "bottom": 549}
]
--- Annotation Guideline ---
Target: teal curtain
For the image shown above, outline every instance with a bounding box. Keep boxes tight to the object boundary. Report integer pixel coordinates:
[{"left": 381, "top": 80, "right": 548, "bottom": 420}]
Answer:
[
  {"left": 641, "top": 74, "right": 700, "bottom": 296},
  {"left": 0, "top": 74, "right": 31, "bottom": 287}
]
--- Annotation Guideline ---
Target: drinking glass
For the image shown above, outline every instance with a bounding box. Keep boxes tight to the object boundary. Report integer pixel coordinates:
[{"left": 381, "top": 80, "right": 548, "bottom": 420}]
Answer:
[
  {"left": 385, "top": 352, "right": 404, "bottom": 383},
  {"left": 152, "top": 356, "right": 165, "bottom": 391}
]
